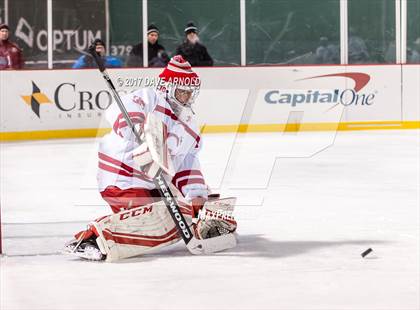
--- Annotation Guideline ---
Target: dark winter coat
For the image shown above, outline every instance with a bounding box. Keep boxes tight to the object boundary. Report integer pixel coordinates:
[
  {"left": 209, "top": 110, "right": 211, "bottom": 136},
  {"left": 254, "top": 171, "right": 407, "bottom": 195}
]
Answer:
[
  {"left": 126, "top": 42, "right": 169, "bottom": 67},
  {"left": 175, "top": 41, "right": 213, "bottom": 67}
]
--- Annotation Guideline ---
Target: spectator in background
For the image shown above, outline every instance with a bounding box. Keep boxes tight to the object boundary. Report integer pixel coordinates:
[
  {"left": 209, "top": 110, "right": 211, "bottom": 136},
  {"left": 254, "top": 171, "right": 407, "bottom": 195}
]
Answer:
[
  {"left": 348, "top": 27, "right": 370, "bottom": 63},
  {"left": 408, "top": 38, "right": 420, "bottom": 63},
  {"left": 0, "top": 23, "right": 24, "bottom": 70},
  {"left": 315, "top": 36, "right": 339, "bottom": 64},
  {"left": 73, "top": 39, "right": 123, "bottom": 69},
  {"left": 126, "top": 24, "right": 169, "bottom": 67},
  {"left": 175, "top": 22, "right": 213, "bottom": 67}
]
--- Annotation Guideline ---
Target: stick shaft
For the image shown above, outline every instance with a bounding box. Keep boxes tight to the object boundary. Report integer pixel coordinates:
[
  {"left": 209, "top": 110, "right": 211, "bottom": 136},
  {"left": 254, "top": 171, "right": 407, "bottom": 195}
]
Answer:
[{"left": 101, "top": 70, "right": 142, "bottom": 144}]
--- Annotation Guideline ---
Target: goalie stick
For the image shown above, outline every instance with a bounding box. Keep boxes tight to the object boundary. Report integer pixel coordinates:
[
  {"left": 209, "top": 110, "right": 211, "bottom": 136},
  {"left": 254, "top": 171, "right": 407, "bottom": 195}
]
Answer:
[{"left": 88, "top": 47, "right": 235, "bottom": 255}]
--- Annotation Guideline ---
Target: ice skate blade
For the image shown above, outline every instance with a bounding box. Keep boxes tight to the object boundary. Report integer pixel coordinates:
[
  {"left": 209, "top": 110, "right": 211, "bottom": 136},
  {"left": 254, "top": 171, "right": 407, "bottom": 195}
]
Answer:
[{"left": 61, "top": 245, "right": 105, "bottom": 261}]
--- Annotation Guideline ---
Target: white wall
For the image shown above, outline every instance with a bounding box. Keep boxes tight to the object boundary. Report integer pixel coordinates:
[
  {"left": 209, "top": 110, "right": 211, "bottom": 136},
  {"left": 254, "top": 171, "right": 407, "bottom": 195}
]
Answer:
[
  {"left": 0, "top": 65, "right": 419, "bottom": 139},
  {"left": 402, "top": 65, "right": 420, "bottom": 121}
]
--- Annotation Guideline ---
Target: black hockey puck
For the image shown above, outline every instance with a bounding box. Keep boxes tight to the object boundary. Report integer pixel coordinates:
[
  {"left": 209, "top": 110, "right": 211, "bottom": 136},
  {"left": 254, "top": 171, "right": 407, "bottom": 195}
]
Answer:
[{"left": 361, "top": 248, "right": 373, "bottom": 258}]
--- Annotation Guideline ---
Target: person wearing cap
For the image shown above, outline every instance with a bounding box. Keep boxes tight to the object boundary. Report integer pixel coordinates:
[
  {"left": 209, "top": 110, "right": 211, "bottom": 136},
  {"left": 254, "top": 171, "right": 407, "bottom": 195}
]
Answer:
[
  {"left": 0, "top": 23, "right": 24, "bottom": 70},
  {"left": 126, "top": 24, "right": 169, "bottom": 68},
  {"left": 175, "top": 22, "right": 213, "bottom": 67},
  {"left": 408, "top": 37, "right": 420, "bottom": 63},
  {"left": 64, "top": 55, "right": 237, "bottom": 261},
  {"left": 72, "top": 38, "right": 123, "bottom": 69},
  {"left": 315, "top": 36, "right": 339, "bottom": 64}
]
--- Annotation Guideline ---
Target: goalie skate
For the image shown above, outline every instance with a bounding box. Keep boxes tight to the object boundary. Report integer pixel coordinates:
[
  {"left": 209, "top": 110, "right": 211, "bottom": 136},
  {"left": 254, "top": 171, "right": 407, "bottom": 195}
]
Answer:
[{"left": 63, "top": 238, "right": 106, "bottom": 261}]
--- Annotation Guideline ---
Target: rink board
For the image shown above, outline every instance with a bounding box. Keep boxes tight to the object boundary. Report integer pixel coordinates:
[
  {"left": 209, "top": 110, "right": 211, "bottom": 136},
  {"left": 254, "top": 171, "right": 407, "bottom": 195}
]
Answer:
[{"left": 0, "top": 65, "right": 419, "bottom": 140}]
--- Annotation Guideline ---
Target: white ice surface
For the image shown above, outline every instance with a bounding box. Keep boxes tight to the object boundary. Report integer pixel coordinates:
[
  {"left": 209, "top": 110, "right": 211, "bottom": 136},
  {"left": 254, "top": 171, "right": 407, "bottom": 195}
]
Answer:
[{"left": 1, "top": 130, "right": 419, "bottom": 310}]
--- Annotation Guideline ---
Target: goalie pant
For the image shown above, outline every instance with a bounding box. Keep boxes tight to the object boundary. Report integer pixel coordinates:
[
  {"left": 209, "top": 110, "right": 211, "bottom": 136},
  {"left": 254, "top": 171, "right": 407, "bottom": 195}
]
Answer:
[{"left": 100, "top": 186, "right": 161, "bottom": 214}]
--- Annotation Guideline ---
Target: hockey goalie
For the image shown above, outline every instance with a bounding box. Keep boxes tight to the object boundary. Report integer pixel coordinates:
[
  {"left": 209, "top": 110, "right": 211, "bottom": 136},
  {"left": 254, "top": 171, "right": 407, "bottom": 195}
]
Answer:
[{"left": 64, "top": 55, "right": 237, "bottom": 262}]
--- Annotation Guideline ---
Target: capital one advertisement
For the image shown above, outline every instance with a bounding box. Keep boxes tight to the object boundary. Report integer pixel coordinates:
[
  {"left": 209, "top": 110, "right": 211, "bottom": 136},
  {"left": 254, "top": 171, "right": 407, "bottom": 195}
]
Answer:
[{"left": 252, "top": 65, "right": 402, "bottom": 125}]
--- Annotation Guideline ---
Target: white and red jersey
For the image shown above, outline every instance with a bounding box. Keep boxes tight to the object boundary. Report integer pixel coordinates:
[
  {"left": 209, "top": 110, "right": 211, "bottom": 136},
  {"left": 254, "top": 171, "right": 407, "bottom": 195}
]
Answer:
[{"left": 97, "top": 87, "right": 208, "bottom": 200}]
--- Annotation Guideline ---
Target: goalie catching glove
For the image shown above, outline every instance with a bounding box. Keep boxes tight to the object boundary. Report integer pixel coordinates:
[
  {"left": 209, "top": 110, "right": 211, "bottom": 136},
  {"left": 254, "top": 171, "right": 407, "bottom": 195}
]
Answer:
[{"left": 193, "top": 196, "right": 237, "bottom": 239}]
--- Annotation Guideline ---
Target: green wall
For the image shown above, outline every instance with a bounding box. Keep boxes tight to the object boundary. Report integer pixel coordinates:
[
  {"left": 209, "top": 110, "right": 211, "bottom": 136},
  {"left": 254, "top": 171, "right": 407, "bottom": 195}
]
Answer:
[
  {"left": 407, "top": 0, "right": 420, "bottom": 63},
  {"left": 348, "top": 0, "right": 396, "bottom": 63},
  {"left": 246, "top": 0, "right": 340, "bottom": 65},
  {"left": 3, "top": 0, "right": 420, "bottom": 67},
  {"left": 109, "top": 0, "right": 141, "bottom": 53},
  {"left": 148, "top": 0, "right": 240, "bottom": 66}
]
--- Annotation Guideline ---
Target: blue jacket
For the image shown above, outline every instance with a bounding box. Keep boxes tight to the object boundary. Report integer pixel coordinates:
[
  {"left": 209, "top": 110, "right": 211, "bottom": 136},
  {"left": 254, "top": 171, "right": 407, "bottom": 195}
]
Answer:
[{"left": 72, "top": 54, "right": 123, "bottom": 69}]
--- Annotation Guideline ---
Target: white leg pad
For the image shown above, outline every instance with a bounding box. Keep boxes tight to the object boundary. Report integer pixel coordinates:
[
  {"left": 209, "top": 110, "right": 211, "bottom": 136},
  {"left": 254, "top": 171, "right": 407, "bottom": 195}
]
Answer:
[{"left": 91, "top": 201, "right": 192, "bottom": 262}]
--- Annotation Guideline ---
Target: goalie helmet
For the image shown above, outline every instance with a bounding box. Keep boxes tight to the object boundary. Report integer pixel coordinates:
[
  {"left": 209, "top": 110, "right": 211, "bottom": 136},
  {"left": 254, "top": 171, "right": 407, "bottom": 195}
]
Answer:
[{"left": 158, "top": 55, "right": 201, "bottom": 118}]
